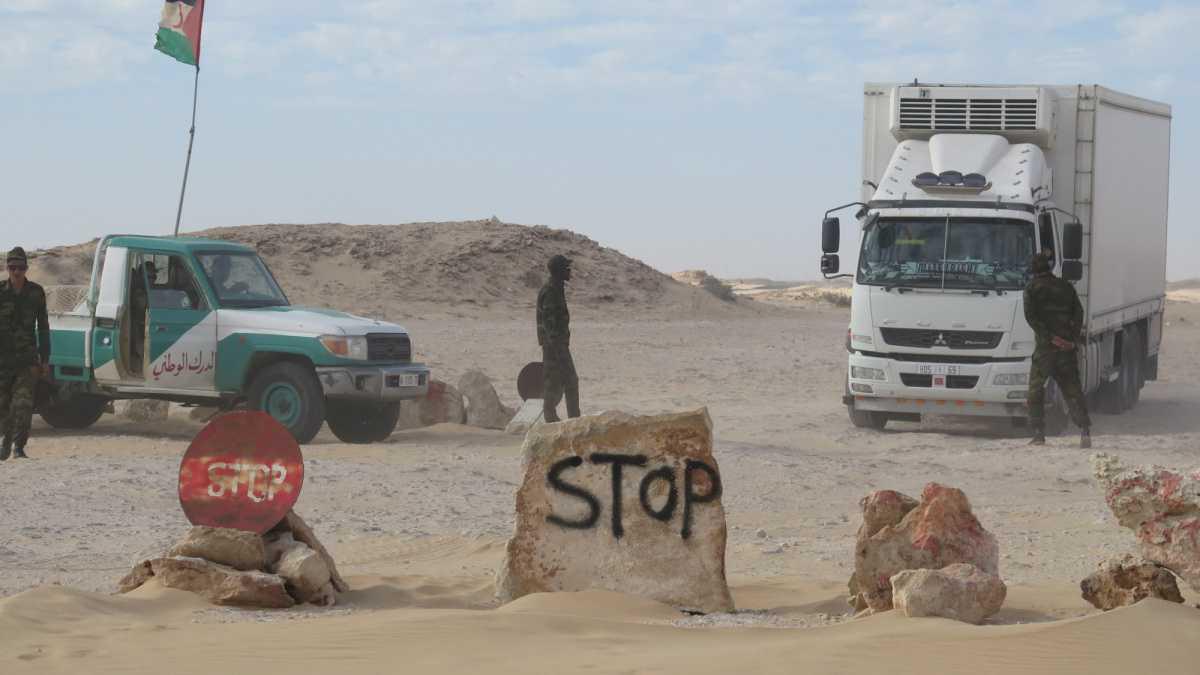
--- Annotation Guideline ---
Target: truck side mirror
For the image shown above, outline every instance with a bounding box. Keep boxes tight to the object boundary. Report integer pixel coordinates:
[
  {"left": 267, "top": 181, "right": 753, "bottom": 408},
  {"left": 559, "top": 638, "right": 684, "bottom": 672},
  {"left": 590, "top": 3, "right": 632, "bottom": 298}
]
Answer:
[
  {"left": 1062, "top": 222, "right": 1083, "bottom": 260},
  {"left": 822, "top": 217, "right": 841, "bottom": 254},
  {"left": 1061, "top": 260, "right": 1083, "bottom": 282},
  {"left": 821, "top": 254, "right": 840, "bottom": 275}
]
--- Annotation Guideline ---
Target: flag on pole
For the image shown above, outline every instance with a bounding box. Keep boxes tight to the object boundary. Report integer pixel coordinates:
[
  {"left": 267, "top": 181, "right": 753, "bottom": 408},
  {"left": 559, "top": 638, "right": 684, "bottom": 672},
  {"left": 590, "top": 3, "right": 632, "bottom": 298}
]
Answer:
[{"left": 155, "top": 0, "right": 206, "bottom": 67}]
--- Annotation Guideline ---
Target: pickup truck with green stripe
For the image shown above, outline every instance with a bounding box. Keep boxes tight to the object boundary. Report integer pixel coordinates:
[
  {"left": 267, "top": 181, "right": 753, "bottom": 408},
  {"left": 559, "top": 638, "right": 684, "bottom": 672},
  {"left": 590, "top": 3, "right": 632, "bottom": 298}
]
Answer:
[{"left": 42, "top": 234, "right": 430, "bottom": 444}]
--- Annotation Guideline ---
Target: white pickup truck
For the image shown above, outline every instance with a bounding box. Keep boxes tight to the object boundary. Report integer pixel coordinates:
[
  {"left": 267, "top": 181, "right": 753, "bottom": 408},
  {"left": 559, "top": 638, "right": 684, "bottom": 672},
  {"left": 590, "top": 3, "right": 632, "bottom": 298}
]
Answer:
[{"left": 41, "top": 234, "right": 430, "bottom": 444}]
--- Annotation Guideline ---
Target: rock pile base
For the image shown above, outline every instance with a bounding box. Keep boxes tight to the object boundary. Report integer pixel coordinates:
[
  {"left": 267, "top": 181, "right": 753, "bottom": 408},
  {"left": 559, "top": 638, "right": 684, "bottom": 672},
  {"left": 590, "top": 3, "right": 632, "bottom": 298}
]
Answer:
[{"left": 118, "top": 511, "right": 346, "bottom": 609}]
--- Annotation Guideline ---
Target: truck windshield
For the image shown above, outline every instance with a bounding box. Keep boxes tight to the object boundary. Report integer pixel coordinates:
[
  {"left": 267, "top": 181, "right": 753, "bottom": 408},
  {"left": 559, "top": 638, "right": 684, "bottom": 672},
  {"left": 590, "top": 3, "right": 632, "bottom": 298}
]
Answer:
[
  {"left": 857, "top": 217, "right": 1036, "bottom": 291},
  {"left": 196, "top": 252, "right": 290, "bottom": 308}
]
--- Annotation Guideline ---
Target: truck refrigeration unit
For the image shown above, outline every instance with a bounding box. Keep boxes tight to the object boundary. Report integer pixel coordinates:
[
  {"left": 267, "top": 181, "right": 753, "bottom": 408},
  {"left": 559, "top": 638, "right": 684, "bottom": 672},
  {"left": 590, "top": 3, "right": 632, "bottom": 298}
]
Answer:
[{"left": 820, "top": 83, "right": 1171, "bottom": 431}]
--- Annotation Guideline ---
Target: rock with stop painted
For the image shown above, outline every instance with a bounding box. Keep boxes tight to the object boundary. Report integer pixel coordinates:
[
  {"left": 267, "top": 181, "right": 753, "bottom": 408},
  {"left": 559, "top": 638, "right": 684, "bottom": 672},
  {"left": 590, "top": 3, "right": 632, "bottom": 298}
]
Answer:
[
  {"left": 853, "top": 483, "right": 999, "bottom": 612},
  {"left": 1092, "top": 453, "right": 1200, "bottom": 591},
  {"left": 496, "top": 409, "right": 734, "bottom": 613}
]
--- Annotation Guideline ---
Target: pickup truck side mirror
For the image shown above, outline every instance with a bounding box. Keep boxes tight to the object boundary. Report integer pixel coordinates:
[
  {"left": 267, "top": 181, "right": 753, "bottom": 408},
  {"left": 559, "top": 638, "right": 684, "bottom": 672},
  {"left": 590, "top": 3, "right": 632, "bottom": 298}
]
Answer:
[
  {"left": 1062, "top": 222, "right": 1083, "bottom": 260},
  {"left": 1061, "top": 260, "right": 1083, "bottom": 282},
  {"left": 821, "top": 254, "right": 840, "bottom": 275},
  {"left": 822, "top": 217, "right": 841, "bottom": 254}
]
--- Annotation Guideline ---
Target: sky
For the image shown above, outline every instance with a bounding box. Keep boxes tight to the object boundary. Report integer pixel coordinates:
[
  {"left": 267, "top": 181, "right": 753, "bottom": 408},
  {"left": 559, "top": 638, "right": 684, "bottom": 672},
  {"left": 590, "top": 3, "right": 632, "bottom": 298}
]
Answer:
[{"left": 1, "top": 1, "right": 1196, "bottom": 281}]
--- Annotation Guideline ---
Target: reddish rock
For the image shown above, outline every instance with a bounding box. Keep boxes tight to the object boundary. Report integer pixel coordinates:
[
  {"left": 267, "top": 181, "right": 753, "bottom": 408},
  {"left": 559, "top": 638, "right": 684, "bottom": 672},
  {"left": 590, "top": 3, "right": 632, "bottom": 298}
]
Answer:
[
  {"left": 399, "top": 380, "right": 466, "bottom": 429},
  {"left": 854, "top": 483, "right": 999, "bottom": 611},
  {"left": 1080, "top": 554, "right": 1184, "bottom": 610},
  {"left": 1092, "top": 453, "right": 1200, "bottom": 592},
  {"left": 848, "top": 490, "right": 919, "bottom": 610}
]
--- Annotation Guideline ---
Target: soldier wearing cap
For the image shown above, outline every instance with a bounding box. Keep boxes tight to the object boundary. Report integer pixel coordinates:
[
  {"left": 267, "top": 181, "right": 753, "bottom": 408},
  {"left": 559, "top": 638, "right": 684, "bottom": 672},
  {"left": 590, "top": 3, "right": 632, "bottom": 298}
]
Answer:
[
  {"left": 537, "top": 254, "right": 579, "bottom": 423},
  {"left": 0, "top": 247, "right": 51, "bottom": 460},
  {"left": 1024, "top": 250, "right": 1091, "bottom": 448}
]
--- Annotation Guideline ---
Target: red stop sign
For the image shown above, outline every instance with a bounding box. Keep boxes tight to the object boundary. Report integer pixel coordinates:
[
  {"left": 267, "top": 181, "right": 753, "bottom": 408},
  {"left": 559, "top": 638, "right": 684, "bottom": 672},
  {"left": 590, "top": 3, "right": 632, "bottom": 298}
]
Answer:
[{"left": 178, "top": 410, "right": 305, "bottom": 533}]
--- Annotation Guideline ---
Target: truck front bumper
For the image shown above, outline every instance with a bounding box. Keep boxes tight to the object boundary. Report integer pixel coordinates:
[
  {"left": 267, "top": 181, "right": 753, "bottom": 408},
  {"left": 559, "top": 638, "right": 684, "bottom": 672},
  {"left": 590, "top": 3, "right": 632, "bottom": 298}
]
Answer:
[
  {"left": 316, "top": 364, "right": 431, "bottom": 401},
  {"left": 845, "top": 352, "right": 1031, "bottom": 418}
]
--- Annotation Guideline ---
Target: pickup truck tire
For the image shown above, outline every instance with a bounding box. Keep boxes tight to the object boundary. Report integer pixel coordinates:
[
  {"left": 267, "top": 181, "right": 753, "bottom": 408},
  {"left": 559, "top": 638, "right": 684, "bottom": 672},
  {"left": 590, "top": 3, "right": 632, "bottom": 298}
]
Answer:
[
  {"left": 326, "top": 401, "right": 401, "bottom": 444},
  {"left": 40, "top": 395, "right": 107, "bottom": 430},
  {"left": 247, "top": 362, "right": 326, "bottom": 445}
]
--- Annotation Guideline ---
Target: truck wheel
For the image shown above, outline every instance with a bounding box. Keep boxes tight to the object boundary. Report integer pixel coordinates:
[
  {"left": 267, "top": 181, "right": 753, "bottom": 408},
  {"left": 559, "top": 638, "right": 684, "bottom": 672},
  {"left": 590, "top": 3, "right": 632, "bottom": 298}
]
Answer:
[
  {"left": 247, "top": 362, "right": 326, "bottom": 445},
  {"left": 1123, "top": 329, "right": 1143, "bottom": 409},
  {"left": 847, "top": 404, "right": 888, "bottom": 430},
  {"left": 326, "top": 400, "right": 401, "bottom": 444},
  {"left": 39, "top": 395, "right": 107, "bottom": 430}
]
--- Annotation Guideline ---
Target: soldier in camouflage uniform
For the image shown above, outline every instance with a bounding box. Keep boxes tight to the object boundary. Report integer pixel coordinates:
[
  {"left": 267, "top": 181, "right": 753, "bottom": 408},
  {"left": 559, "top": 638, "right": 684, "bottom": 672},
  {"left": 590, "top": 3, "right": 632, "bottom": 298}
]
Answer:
[
  {"left": 537, "top": 255, "right": 579, "bottom": 423},
  {"left": 0, "top": 247, "right": 51, "bottom": 460},
  {"left": 1023, "top": 250, "right": 1091, "bottom": 449}
]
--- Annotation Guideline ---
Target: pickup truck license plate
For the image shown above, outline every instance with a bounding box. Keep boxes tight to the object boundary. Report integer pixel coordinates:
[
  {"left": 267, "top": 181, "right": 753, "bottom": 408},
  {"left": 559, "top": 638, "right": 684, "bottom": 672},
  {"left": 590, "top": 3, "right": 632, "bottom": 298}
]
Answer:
[
  {"left": 387, "top": 374, "right": 420, "bottom": 388},
  {"left": 917, "top": 365, "right": 961, "bottom": 376}
]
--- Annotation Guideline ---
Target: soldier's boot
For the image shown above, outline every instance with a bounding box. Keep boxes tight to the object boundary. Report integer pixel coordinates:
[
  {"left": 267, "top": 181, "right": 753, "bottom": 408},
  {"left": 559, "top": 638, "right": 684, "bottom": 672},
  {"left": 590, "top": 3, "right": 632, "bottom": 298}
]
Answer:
[
  {"left": 542, "top": 401, "right": 561, "bottom": 424},
  {"left": 12, "top": 447, "right": 27, "bottom": 459},
  {"left": 565, "top": 387, "right": 580, "bottom": 420},
  {"left": 1029, "top": 424, "right": 1046, "bottom": 446},
  {"left": 0, "top": 439, "right": 10, "bottom": 461},
  {"left": 1080, "top": 427, "right": 1092, "bottom": 450}
]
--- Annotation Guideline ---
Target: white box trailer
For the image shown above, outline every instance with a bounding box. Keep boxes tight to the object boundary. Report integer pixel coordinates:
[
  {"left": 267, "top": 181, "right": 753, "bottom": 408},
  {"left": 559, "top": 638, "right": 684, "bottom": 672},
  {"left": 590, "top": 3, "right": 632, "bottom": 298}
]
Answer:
[{"left": 822, "top": 83, "right": 1171, "bottom": 429}]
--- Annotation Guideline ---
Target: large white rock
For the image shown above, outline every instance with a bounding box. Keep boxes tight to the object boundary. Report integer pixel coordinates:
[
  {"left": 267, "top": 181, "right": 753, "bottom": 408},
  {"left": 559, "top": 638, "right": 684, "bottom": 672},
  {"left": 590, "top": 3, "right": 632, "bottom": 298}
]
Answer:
[
  {"left": 114, "top": 399, "right": 169, "bottom": 423},
  {"left": 496, "top": 409, "right": 734, "bottom": 614},
  {"left": 273, "top": 542, "right": 333, "bottom": 604},
  {"left": 459, "top": 370, "right": 516, "bottom": 430},
  {"left": 891, "top": 563, "right": 1006, "bottom": 624}
]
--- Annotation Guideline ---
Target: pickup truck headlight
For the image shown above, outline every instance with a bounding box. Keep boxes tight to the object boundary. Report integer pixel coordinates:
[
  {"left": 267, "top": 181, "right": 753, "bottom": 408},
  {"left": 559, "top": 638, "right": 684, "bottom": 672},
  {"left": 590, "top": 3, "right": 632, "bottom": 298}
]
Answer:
[
  {"left": 851, "top": 366, "right": 887, "bottom": 381},
  {"left": 993, "top": 373, "right": 1028, "bottom": 386},
  {"left": 319, "top": 335, "right": 369, "bottom": 360}
]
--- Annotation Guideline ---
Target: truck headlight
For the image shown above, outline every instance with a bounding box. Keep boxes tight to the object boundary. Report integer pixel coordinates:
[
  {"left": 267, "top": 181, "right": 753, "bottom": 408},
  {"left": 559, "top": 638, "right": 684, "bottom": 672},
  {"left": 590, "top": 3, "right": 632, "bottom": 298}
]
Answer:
[
  {"left": 319, "top": 335, "right": 369, "bottom": 360},
  {"left": 993, "top": 373, "right": 1028, "bottom": 386},
  {"left": 851, "top": 366, "right": 886, "bottom": 381}
]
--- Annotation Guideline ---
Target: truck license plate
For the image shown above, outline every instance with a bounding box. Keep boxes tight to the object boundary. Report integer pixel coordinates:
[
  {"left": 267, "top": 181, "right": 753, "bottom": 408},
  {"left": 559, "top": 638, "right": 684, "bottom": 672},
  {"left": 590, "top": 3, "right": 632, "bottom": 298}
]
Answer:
[
  {"left": 387, "top": 374, "right": 419, "bottom": 388},
  {"left": 917, "top": 365, "right": 961, "bottom": 376}
]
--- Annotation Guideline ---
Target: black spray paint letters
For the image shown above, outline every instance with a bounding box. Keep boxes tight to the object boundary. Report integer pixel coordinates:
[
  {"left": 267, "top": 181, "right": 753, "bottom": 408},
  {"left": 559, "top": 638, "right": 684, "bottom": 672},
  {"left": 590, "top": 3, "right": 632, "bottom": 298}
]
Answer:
[{"left": 545, "top": 453, "right": 722, "bottom": 540}]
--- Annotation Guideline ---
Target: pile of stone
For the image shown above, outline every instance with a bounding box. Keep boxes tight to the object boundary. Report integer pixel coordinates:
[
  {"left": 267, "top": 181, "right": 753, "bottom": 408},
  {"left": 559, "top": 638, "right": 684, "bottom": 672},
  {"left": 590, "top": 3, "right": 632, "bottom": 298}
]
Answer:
[
  {"left": 848, "top": 484, "right": 1006, "bottom": 624},
  {"left": 118, "top": 511, "right": 348, "bottom": 609},
  {"left": 1082, "top": 453, "right": 1196, "bottom": 610}
]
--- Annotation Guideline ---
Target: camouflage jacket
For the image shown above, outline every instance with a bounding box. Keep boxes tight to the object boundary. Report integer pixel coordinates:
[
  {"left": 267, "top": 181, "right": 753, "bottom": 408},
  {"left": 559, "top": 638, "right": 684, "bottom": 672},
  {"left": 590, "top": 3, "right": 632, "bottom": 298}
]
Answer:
[
  {"left": 0, "top": 279, "right": 51, "bottom": 369},
  {"left": 537, "top": 280, "right": 570, "bottom": 346},
  {"left": 1023, "top": 273, "right": 1084, "bottom": 353}
]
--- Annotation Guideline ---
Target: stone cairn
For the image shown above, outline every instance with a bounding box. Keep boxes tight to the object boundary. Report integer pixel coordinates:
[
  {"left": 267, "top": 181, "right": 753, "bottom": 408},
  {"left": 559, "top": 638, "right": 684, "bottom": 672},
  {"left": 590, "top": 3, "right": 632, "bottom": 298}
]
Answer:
[
  {"left": 397, "top": 371, "right": 516, "bottom": 431},
  {"left": 848, "top": 483, "right": 1006, "bottom": 624},
  {"left": 118, "top": 511, "right": 348, "bottom": 609},
  {"left": 1083, "top": 453, "right": 1194, "bottom": 610}
]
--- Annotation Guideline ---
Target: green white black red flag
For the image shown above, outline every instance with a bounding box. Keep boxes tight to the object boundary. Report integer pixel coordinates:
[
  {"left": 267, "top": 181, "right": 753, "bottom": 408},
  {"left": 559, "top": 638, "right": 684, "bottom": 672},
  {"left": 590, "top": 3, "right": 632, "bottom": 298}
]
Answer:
[{"left": 155, "top": 0, "right": 206, "bottom": 67}]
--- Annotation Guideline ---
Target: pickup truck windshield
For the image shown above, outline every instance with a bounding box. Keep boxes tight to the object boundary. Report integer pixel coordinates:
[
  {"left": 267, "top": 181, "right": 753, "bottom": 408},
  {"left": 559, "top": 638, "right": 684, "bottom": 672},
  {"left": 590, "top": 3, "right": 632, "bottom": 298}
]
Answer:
[
  {"left": 857, "top": 217, "right": 1036, "bottom": 291},
  {"left": 197, "top": 252, "right": 289, "bottom": 308}
]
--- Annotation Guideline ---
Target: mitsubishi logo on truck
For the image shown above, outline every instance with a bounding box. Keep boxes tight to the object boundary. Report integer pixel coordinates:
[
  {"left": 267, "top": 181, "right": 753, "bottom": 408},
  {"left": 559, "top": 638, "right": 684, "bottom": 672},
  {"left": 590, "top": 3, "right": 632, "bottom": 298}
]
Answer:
[{"left": 934, "top": 333, "right": 948, "bottom": 346}]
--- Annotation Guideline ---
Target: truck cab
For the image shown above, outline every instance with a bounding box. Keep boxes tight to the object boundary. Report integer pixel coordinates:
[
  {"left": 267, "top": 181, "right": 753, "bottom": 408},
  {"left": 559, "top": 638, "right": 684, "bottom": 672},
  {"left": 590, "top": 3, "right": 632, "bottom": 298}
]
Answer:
[
  {"left": 45, "top": 235, "right": 430, "bottom": 444},
  {"left": 820, "top": 83, "right": 1169, "bottom": 431}
]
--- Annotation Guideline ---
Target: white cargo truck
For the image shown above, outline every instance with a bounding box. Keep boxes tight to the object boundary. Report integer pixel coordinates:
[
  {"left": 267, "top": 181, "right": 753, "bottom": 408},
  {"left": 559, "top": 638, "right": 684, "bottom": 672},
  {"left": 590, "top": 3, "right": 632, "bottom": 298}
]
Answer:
[{"left": 819, "top": 83, "right": 1171, "bottom": 431}]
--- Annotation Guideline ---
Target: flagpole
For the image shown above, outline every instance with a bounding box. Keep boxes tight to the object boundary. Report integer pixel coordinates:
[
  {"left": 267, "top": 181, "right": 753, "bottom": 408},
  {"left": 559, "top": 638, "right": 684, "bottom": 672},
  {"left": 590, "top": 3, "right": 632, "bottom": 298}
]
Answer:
[{"left": 173, "top": 64, "right": 199, "bottom": 237}]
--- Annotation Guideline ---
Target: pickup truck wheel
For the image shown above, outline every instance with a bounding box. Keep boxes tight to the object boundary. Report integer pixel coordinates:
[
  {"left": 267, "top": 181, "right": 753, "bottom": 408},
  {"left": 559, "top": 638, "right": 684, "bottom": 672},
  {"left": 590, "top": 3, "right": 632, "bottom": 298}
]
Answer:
[
  {"left": 248, "top": 362, "right": 326, "bottom": 445},
  {"left": 326, "top": 401, "right": 401, "bottom": 444},
  {"left": 39, "top": 395, "right": 107, "bottom": 430}
]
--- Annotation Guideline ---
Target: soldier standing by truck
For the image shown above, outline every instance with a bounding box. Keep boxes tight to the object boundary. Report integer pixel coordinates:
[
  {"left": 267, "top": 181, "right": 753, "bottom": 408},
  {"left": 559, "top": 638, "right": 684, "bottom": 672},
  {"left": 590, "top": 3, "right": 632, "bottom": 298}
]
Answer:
[
  {"left": 537, "top": 255, "right": 579, "bottom": 423},
  {"left": 0, "top": 247, "right": 51, "bottom": 460},
  {"left": 1024, "top": 251, "right": 1092, "bottom": 449}
]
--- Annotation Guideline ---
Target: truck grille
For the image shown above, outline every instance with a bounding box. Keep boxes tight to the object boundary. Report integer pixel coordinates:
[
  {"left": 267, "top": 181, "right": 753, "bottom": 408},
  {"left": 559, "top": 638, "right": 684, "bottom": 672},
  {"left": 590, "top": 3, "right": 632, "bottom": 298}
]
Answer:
[
  {"left": 898, "top": 97, "right": 1038, "bottom": 131},
  {"left": 899, "top": 374, "right": 980, "bottom": 389},
  {"left": 881, "top": 328, "right": 1002, "bottom": 350},
  {"left": 366, "top": 334, "right": 411, "bottom": 362}
]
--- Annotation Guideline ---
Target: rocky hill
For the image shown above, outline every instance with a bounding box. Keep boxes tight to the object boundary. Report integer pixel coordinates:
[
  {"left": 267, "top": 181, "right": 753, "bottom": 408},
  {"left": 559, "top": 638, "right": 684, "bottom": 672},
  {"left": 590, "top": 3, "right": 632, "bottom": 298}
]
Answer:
[{"left": 24, "top": 220, "right": 761, "bottom": 320}]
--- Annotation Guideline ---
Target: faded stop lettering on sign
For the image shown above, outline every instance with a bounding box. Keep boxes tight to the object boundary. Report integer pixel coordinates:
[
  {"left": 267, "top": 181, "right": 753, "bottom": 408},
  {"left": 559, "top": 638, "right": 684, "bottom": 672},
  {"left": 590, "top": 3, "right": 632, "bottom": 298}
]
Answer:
[
  {"left": 545, "top": 453, "right": 722, "bottom": 540},
  {"left": 205, "top": 462, "right": 290, "bottom": 503}
]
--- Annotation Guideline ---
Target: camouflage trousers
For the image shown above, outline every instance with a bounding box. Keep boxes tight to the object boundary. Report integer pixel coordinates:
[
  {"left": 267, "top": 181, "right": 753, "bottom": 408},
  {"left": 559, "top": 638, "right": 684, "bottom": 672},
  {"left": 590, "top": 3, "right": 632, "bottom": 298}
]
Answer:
[
  {"left": 542, "top": 342, "right": 579, "bottom": 421},
  {"left": 1027, "top": 349, "right": 1091, "bottom": 431},
  {"left": 0, "top": 367, "right": 37, "bottom": 449}
]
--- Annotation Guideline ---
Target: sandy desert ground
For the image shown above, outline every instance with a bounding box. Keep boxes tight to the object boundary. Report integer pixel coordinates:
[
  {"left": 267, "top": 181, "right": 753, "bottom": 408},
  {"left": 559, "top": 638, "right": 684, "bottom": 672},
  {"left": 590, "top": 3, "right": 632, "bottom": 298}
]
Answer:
[{"left": 2, "top": 224, "right": 1200, "bottom": 673}]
